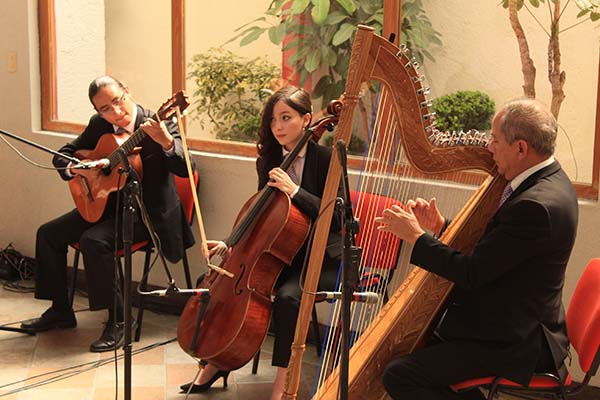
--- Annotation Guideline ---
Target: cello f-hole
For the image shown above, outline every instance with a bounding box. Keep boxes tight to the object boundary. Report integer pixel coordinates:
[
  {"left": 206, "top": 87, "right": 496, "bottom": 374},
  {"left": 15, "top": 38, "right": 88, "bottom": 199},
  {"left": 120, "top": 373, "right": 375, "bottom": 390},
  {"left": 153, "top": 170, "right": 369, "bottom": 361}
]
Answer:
[{"left": 234, "top": 264, "right": 246, "bottom": 295}]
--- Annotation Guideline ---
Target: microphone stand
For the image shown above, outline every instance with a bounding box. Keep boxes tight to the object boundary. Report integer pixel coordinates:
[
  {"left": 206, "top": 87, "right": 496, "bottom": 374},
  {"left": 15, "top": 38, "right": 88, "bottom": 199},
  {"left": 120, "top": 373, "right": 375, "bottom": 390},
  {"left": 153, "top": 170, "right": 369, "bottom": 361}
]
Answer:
[
  {"left": 336, "top": 140, "right": 362, "bottom": 400},
  {"left": 0, "top": 128, "right": 82, "bottom": 165},
  {"left": 116, "top": 149, "right": 136, "bottom": 400},
  {"left": 0, "top": 129, "right": 81, "bottom": 336}
]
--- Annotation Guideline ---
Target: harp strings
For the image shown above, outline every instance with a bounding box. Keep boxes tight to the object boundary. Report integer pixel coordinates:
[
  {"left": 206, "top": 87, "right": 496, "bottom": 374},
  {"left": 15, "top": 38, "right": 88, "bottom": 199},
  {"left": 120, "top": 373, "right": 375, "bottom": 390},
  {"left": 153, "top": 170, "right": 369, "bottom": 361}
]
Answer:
[
  {"left": 315, "top": 85, "right": 416, "bottom": 390},
  {"left": 314, "top": 80, "right": 484, "bottom": 394}
]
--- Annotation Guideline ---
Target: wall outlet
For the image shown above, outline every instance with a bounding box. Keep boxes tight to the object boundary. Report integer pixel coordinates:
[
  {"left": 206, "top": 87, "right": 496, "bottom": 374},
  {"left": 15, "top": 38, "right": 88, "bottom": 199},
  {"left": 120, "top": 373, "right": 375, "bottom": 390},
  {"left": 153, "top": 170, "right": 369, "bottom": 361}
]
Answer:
[{"left": 7, "top": 52, "right": 17, "bottom": 73}]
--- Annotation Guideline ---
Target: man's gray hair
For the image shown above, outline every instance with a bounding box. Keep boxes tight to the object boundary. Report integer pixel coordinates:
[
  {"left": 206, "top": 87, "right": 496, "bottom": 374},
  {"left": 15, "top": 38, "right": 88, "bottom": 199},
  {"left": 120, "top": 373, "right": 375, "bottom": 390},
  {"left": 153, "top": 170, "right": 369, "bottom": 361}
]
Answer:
[{"left": 497, "top": 98, "right": 557, "bottom": 156}]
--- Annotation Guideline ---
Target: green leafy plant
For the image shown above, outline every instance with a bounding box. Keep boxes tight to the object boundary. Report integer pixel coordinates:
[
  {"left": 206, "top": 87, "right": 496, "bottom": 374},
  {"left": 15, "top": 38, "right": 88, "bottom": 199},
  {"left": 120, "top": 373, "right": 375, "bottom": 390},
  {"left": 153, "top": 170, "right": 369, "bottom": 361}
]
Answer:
[
  {"left": 227, "top": 0, "right": 441, "bottom": 106},
  {"left": 187, "top": 48, "right": 280, "bottom": 142},
  {"left": 431, "top": 91, "right": 496, "bottom": 132}
]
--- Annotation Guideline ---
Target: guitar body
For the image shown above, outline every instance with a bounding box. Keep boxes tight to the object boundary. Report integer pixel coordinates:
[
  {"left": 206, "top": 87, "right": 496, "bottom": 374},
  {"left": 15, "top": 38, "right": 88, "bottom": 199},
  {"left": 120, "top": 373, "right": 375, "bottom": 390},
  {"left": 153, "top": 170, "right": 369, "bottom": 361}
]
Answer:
[{"left": 68, "top": 132, "right": 143, "bottom": 223}]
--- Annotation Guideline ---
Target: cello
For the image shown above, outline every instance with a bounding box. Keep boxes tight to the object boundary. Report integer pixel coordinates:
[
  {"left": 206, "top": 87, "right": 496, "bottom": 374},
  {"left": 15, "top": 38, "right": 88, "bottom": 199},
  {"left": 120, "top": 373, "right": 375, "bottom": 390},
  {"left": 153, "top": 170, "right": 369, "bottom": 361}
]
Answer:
[{"left": 177, "top": 101, "right": 341, "bottom": 371}]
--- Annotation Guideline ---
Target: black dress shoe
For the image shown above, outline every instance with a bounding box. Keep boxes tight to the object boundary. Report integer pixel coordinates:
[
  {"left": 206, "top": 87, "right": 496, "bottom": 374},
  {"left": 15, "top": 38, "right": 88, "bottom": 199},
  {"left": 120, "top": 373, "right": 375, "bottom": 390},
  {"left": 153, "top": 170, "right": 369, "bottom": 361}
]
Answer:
[
  {"left": 179, "top": 370, "right": 230, "bottom": 393},
  {"left": 20, "top": 307, "right": 76, "bottom": 332},
  {"left": 89, "top": 321, "right": 124, "bottom": 353}
]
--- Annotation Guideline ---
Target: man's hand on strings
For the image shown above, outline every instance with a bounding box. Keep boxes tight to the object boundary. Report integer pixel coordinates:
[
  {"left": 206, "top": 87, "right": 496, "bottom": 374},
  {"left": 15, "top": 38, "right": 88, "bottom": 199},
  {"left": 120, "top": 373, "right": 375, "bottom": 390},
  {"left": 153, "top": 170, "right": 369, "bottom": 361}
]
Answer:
[
  {"left": 406, "top": 197, "right": 446, "bottom": 237},
  {"left": 375, "top": 204, "right": 425, "bottom": 245},
  {"left": 142, "top": 119, "right": 174, "bottom": 151},
  {"left": 267, "top": 167, "right": 298, "bottom": 197}
]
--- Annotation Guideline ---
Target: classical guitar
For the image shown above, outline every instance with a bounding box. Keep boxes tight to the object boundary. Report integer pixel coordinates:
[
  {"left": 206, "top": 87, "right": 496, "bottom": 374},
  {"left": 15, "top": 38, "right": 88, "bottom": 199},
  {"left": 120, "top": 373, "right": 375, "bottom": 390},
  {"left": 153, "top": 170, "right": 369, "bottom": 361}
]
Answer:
[{"left": 68, "top": 91, "right": 190, "bottom": 223}]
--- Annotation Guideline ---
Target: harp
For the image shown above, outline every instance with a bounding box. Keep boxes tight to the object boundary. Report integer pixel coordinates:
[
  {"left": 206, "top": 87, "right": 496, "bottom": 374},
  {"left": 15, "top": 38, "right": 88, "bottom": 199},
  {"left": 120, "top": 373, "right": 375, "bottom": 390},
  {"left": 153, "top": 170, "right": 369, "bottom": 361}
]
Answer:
[{"left": 283, "top": 25, "right": 508, "bottom": 399}]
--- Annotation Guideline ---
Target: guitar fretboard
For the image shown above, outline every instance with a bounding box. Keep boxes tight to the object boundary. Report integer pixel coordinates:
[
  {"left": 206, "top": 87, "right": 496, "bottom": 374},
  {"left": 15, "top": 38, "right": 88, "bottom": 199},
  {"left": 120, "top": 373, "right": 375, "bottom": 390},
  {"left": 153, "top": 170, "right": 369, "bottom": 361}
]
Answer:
[{"left": 106, "top": 127, "right": 147, "bottom": 168}]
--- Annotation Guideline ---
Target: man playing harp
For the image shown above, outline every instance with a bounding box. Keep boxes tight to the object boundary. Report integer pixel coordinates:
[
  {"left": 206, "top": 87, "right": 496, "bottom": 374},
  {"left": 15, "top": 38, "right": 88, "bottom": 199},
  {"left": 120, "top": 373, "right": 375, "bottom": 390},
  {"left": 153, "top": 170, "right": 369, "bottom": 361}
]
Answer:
[{"left": 376, "top": 98, "right": 578, "bottom": 400}]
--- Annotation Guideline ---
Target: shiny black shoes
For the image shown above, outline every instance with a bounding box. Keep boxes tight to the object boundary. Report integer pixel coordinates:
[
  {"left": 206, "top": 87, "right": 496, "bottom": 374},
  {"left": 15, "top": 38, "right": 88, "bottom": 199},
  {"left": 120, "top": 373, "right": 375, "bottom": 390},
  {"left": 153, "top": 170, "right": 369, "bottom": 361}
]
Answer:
[
  {"left": 21, "top": 308, "right": 125, "bottom": 353},
  {"left": 20, "top": 307, "right": 77, "bottom": 332},
  {"left": 179, "top": 370, "right": 230, "bottom": 393},
  {"left": 89, "top": 321, "right": 124, "bottom": 353}
]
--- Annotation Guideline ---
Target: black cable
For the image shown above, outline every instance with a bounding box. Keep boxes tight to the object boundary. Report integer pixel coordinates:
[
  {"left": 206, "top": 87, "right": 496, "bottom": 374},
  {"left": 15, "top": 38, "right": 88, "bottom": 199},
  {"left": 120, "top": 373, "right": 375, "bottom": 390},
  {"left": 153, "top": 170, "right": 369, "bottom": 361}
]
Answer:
[
  {"left": 0, "top": 133, "right": 75, "bottom": 171},
  {"left": 0, "top": 338, "right": 177, "bottom": 397}
]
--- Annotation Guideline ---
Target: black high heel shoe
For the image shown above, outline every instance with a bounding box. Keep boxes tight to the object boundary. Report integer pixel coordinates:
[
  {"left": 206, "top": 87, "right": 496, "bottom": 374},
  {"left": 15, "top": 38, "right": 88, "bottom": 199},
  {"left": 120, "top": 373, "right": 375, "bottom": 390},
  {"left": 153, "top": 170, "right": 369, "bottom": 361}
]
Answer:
[{"left": 179, "top": 370, "right": 230, "bottom": 393}]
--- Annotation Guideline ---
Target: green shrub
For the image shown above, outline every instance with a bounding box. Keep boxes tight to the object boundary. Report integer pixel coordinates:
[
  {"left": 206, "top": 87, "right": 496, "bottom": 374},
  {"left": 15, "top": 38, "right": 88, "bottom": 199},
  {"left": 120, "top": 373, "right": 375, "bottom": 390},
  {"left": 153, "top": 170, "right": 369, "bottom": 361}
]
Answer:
[
  {"left": 431, "top": 90, "right": 495, "bottom": 132},
  {"left": 187, "top": 48, "right": 280, "bottom": 143}
]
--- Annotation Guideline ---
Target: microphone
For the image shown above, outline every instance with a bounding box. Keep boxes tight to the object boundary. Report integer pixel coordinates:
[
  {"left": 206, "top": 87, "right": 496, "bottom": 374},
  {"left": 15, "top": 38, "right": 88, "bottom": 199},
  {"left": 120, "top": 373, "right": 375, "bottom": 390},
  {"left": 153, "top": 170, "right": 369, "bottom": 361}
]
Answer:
[
  {"left": 73, "top": 158, "right": 111, "bottom": 169},
  {"left": 314, "top": 291, "right": 379, "bottom": 304},
  {"left": 144, "top": 287, "right": 210, "bottom": 297}
]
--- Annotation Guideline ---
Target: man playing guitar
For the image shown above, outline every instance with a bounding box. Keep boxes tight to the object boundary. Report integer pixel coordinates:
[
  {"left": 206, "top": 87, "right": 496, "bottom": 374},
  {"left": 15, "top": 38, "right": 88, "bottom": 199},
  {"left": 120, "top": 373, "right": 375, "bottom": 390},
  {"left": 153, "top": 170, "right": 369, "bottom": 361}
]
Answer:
[{"left": 21, "top": 75, "right": 195, "bottom": 352}]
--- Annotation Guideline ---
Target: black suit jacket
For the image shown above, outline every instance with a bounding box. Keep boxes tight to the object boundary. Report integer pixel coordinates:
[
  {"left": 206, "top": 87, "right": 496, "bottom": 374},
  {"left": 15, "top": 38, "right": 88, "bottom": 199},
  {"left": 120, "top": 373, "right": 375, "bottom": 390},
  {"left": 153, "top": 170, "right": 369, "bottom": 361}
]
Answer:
[
  {"left": 52, "top": 104, "right": 195, "bottom": 262},
  {"left": 257, "top": 140, "right": 342, "bottom": 273},
  {"left": 411, "top": 160, "right": 578, "bottom": 384}
]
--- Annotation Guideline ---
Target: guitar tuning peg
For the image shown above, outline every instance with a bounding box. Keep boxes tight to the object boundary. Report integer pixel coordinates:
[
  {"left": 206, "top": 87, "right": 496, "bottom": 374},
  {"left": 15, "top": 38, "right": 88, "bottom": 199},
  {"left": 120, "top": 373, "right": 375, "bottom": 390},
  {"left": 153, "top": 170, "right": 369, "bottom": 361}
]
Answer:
[{"left": 420, "top": 100, "right": 432, "bottom": 109}]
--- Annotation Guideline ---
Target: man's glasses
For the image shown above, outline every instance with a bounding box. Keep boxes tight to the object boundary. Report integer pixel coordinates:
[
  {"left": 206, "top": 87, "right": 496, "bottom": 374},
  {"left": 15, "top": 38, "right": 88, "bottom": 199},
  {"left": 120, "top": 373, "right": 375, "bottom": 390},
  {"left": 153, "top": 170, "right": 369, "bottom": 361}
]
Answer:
[{"left": 97, "top": 93, "right": 126, "bottom": 115}]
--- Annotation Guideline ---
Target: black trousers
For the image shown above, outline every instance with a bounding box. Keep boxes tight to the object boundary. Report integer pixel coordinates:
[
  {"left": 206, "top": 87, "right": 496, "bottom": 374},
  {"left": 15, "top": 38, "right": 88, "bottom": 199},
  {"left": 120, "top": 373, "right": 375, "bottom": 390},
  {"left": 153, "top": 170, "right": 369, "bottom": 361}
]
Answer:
[
  {"left": 35, "top": 208, "right": 149, "bottom": 311},
  {"left": 271, "top": 256, "right": 339, "bottom": 368},
  {"left": 382, "top": 340, "right": 491, "bottom": 400},
  {"left": 382, "top": 336, "right": 558, "bottom": 400}
]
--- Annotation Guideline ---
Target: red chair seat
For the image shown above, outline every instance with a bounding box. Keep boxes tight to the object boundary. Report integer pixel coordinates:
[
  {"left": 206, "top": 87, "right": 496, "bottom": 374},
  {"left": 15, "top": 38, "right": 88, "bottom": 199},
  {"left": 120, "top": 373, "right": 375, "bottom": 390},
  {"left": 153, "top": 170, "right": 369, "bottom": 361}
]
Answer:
[{"left": 451, "top": 372, "right": 572, "bottom": 392}]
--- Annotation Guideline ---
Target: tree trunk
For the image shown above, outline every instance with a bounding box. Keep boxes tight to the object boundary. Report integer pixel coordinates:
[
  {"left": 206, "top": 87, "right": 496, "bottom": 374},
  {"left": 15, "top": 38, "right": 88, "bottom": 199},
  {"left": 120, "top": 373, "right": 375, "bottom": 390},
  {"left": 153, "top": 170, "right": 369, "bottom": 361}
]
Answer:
[
  {"left": 508, "top": 0, "right": 536, "bottom": 98},
  {"left": 548, "top": 1, "right": 566, "bottom": 119}
]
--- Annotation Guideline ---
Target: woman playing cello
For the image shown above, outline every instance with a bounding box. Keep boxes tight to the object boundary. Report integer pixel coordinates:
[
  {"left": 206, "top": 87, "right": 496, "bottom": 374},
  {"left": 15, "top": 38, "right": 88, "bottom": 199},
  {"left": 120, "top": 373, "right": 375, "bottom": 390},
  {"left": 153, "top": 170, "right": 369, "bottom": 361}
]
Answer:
[{"left": 180, "top": 86, "right": 342, "bottom": 399}]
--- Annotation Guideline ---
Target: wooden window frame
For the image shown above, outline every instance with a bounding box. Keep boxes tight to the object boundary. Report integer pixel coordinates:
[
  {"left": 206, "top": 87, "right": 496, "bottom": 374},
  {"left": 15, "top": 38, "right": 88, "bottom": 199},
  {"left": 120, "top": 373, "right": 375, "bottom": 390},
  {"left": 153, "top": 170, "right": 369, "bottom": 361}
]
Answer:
[{"left": 38, "top": 0, "right": 599, "bottom": 198}]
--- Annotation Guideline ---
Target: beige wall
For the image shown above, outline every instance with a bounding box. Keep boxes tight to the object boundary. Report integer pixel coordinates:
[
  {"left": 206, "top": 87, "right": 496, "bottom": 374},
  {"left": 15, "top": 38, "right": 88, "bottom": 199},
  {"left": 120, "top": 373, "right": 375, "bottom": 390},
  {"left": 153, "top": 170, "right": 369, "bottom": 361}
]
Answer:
[
  {"left": 52, "top": 0, "right": 281, "bottom": 135},
  {"left": 55, "top": 0, "right": 105, "bottom": 123},
  {"left": 105, "top": 0, "right": 281, "bottom": 139},
  {"left": 0, "top": 0, "right": 599, "bottom": 387},
  {"left": 422, "top": 1, "right": 599, "bottom": 183}
]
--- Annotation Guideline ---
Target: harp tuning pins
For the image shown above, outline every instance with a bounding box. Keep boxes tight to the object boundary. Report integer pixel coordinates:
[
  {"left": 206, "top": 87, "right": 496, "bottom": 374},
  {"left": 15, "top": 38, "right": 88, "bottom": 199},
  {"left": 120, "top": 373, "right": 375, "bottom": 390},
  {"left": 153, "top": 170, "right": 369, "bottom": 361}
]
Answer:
[
  {"left": 423, "top": 112, "right": 436, "bottom": 121},
  {"left": 411, "top": 57, "right": 419, "bottom": 69},
  {"left": 425, "top": 123, "right": 437, "bottom": 133},
  {"left": 404, "top": 57, "right": 419, "bottom": 70},
  {"left": 396, "top": 44, "right": 410, "bottom": 57},
  {"left": 416, "top": 87, "right": 431, "bottom": 96}
]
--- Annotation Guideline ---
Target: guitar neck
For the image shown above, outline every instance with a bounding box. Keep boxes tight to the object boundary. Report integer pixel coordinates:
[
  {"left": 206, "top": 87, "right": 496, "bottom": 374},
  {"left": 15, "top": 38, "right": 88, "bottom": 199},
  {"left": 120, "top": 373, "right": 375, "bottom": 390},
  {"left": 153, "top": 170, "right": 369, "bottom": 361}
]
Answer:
[{"left": 106, "top": 127, "right": 148, "bottom": 167}]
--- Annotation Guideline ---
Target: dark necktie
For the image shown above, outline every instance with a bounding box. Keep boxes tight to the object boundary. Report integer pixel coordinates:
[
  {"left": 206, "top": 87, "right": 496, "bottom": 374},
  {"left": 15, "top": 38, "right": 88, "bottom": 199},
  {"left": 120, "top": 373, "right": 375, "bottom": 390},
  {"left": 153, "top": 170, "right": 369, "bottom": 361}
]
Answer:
[
  {"left": 287, "top": 163, "right": 300, "bottom": 185},
  {"left": 498, "top": 184, "right": 513, "bottom": 208}
]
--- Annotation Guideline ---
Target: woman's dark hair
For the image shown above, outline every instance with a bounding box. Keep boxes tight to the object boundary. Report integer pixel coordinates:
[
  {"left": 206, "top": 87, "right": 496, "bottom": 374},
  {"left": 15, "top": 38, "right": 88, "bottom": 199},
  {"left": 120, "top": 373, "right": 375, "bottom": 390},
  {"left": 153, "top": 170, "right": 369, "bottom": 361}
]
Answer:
[
  {"left": 256, "top": 86, "right": 312, "bottom": 175},
  {"left": 88, "top": 75, "right": 126, "bottom": 105}
]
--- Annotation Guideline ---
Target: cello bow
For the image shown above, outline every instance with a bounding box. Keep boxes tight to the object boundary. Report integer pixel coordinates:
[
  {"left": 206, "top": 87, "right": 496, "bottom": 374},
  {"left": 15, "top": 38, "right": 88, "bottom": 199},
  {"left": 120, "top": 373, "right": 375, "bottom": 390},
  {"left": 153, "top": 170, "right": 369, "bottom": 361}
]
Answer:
[{"left": 171, "top": 103, "right": 233, "bottom": 278}]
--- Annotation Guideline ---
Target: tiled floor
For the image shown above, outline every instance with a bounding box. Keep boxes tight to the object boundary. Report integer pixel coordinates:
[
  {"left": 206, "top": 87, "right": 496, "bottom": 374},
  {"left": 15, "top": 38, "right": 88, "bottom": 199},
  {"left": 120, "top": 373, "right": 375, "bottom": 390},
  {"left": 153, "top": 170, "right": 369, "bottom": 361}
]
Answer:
[
  {"left": 9, "top": 284, "right": 599, "bottom": 400},
  {"left": 0, "top": 283, "right": 320, "bottom": 400}
]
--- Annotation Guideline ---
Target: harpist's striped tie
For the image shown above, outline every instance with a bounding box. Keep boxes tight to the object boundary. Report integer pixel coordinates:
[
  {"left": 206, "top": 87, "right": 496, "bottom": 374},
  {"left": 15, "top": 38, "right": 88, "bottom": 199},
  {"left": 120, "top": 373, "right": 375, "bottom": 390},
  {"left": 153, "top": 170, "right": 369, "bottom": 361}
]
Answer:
[{"left": 498, "top": 184, "right": 513, "bottom": 208}]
